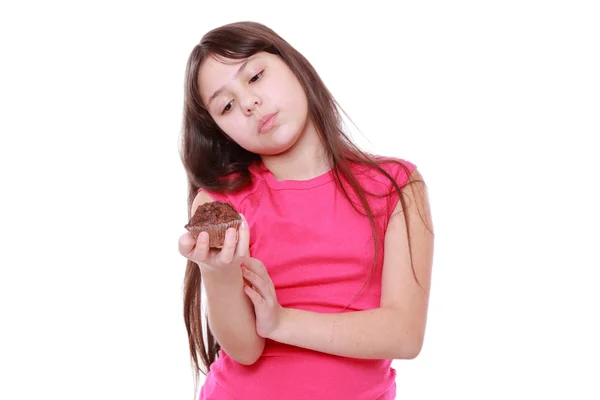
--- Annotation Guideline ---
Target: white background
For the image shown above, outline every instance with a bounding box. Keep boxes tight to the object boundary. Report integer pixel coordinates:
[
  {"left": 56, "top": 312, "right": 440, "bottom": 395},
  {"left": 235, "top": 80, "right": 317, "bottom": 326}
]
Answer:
[{"left": 1, "top": 1, "right": 599, "bottom": 399}]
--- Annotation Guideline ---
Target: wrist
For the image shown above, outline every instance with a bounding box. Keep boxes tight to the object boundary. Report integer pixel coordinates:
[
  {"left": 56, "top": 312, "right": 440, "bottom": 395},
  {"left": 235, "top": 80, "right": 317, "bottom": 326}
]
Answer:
[
  {"left": 201, "top": 264, "right": 243, "bottom": 288},
  {"left": 268, "top": 307, "right": 292, "bottom": 342}
]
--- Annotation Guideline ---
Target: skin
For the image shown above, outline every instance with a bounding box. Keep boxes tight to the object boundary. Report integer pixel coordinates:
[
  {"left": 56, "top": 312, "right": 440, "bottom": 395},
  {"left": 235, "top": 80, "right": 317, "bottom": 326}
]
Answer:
[{"left": 178, "top": 51, "right": 434, "bottom": 364}]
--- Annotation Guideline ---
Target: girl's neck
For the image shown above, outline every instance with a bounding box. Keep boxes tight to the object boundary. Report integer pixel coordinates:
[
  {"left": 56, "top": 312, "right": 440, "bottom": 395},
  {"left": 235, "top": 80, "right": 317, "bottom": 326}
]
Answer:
[{"left": 261, "top": 119, "right": 331, "bottom": 182}]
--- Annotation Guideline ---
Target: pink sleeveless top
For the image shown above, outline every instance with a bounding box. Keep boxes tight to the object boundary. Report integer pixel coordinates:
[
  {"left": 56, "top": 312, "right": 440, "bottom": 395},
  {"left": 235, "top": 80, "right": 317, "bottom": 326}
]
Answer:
[{"left": 198, "top": 158, "right": 416, "bottom": 400}]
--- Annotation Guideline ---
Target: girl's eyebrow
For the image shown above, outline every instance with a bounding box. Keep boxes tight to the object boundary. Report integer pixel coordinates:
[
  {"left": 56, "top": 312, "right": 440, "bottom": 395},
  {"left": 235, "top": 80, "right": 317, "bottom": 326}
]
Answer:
[{"left": 207, "top": 55, "right": 259, "bottom": 107}]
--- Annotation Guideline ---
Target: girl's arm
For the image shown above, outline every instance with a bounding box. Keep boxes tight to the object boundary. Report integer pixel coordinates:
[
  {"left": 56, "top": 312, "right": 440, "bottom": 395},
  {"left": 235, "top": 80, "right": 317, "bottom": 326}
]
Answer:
[
  {"left": 244, "top": 169, "right": 434, "bottom": 360},
  {"left": 203, "top": 267, "right": 265, "bottom": 364},
  {"left": 190, "top": 191, "right": 265, "bottom": 365}
]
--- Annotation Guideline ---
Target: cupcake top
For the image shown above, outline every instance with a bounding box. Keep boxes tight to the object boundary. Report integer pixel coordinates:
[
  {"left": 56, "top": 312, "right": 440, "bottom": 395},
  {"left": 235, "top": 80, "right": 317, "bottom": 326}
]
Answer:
[{"left": 187, "top": 201, "right": 240, "bottom": 227}]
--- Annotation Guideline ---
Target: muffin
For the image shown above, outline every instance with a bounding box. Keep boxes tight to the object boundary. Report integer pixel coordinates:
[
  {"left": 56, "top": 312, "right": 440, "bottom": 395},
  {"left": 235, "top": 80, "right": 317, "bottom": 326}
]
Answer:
[{"left": 185, "top": 201, "right": 242, "bottom": 248}]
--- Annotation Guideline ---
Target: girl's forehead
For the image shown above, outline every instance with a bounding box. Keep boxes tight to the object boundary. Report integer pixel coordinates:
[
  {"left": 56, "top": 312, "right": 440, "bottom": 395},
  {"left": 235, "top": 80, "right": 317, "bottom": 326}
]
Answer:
[
  {"left": 198, "top": 57, "right": 238, "bottom": 88},
  {"left": 210, "top": 54, "right": 247, "bottom": 66},
  {"left": 199, "top": 54, "right": 257, "bottom": 81},
  {"left": 207, "top": 52, "right": 267, "bottom": 68},
  {"left": 202, "top": 55, "right": 243, "bottom": 73}
]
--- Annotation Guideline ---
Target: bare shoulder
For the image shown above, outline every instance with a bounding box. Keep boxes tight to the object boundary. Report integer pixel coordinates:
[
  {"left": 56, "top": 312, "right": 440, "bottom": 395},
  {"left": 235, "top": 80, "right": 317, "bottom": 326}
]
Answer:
[
  {"left": 396, "top": 168, "right": 430, "bottom": 217},
  {"left": 191, "top": 190, "right": 215, "bottom": 215}
]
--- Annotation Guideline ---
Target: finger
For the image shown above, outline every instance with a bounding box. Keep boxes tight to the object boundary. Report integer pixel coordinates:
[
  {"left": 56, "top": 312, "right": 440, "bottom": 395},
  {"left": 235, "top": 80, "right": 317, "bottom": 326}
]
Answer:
[
  {"left": 242, "top": 267, "right": 270, "bottom": 299},
  {"left": 218, "top": 228, "right": 237, "bottom": 264},
  {"left": 235, "top": 214, "right": 250, "bottom": 258},
  {"left": 243, "top": 257, "right": 268, "bottom": 278},
  {"left": 242, "top": 257, "right": 259, "bottom": 273},
  {"left": 244, "top": 258, "right": 276, "bottom": 295},
  {"left": 178, "top": 232, "right": 196, "bottom": 257},
  {"left": 192, "top": 231, "right": 210, "bottom": 262},
  {"left": 244, "top": 284, "right": 265, "bottom": 306}
]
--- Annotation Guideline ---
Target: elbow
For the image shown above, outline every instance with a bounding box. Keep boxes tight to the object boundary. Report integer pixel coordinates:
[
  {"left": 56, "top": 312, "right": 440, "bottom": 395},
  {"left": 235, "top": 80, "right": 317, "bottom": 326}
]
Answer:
[
  {"left": 392, "top": 314, "right": 427, "bottom": 359},
  {"left": 230, "top": 337, "right": 265, "bottom": 366},
  {"left": 235, "top": 352, "right": 260, "bottom": 366},
  {"left": 392, "top": 333, "right": 424, "bottom": 360},
  {"left": 394, "top": 341, "right": 422, "bottom": 360},
  {"left": 403, "top": 341, "right": 423, "bottom": 360}
]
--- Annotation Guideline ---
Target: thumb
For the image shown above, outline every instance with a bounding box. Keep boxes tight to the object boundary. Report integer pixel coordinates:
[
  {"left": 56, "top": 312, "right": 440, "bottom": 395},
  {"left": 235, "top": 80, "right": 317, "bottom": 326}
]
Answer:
[{"left": 178, "top": 231, "right": 197, "bottom": 258}]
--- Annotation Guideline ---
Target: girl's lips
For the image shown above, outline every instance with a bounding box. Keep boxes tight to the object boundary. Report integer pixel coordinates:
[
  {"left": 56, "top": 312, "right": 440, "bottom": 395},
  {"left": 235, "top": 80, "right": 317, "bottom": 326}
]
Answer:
[{"left": 258, "top": 113, "right": 277, "bottom": 134}]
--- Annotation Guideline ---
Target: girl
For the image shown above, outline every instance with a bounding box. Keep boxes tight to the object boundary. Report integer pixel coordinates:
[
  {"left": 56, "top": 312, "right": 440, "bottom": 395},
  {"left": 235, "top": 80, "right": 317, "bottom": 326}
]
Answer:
[{"left": 178, "top": 21, "right": 434, "bottom": 400}]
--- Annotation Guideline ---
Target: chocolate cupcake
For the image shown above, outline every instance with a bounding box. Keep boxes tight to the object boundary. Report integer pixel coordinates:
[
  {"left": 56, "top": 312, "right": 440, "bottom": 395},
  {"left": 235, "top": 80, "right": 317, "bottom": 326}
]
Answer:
[{"left": 185, "top": 201, "right": 242, "bottom": 248}]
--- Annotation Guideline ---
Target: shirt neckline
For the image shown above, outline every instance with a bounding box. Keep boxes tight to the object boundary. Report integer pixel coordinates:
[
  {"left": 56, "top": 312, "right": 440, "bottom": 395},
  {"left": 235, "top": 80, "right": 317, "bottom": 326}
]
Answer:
[{"left": 250, "top": 161, "right": 334, "bottom": 190}]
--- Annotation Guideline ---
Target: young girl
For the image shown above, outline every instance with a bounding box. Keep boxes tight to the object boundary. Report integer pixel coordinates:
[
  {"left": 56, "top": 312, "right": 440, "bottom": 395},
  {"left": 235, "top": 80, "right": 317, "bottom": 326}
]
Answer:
[{"left": 178, "top": 21, "right": 434, "bottom": 400}]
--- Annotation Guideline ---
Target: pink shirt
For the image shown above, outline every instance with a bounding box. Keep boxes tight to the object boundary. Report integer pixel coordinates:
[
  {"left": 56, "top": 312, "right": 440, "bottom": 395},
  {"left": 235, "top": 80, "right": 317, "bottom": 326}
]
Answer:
[{"left": 198, "top": 158, "right": 416, "bottom": 400}]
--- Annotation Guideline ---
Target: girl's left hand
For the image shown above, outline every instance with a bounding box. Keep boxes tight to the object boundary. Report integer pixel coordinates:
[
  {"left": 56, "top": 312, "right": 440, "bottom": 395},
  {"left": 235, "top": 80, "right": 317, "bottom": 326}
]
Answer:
[{"left": 242, "top": 258, "right": 283, "bottom": 339}]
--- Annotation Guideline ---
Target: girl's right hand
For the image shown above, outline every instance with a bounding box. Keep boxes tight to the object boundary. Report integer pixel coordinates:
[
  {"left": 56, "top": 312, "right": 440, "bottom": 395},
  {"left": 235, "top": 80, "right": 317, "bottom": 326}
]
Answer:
[{"left": 178, "top": 214, "right": 250, "bottom": 276}]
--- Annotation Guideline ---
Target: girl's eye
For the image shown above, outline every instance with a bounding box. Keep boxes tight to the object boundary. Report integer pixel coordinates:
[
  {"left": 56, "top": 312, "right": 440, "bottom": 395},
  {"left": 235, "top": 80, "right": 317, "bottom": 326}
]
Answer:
[
  {"left": 221, "top": 102, "right": 232, "bottom": 115},
  {"left": 249, "top": 71, "right": 263, "bottom": 83}
]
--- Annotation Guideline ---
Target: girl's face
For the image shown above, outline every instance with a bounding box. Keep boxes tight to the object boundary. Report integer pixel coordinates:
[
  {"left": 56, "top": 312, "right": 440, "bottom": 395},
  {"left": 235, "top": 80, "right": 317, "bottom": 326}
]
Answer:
[{"left": 198, "top": 51, "right": 310, "bottom": 156}]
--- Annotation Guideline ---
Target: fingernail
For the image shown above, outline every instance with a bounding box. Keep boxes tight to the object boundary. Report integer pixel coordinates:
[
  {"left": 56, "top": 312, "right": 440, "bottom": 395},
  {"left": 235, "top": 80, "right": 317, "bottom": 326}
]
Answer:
[{"left": 240, "top": 214, "right": 247, "bottom": 228}]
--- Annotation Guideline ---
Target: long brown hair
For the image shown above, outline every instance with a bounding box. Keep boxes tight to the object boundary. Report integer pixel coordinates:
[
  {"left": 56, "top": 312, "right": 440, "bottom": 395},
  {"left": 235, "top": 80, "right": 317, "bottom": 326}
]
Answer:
[{"left": 179, "top": 21, "right": 431, "bottom": 385}]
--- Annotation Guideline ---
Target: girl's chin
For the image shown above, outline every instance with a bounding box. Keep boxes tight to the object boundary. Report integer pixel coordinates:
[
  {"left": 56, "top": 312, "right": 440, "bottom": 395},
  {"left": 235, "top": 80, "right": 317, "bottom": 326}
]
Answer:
[{"left": 254, "top": 134, "right": 299, "bottom": 156}]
